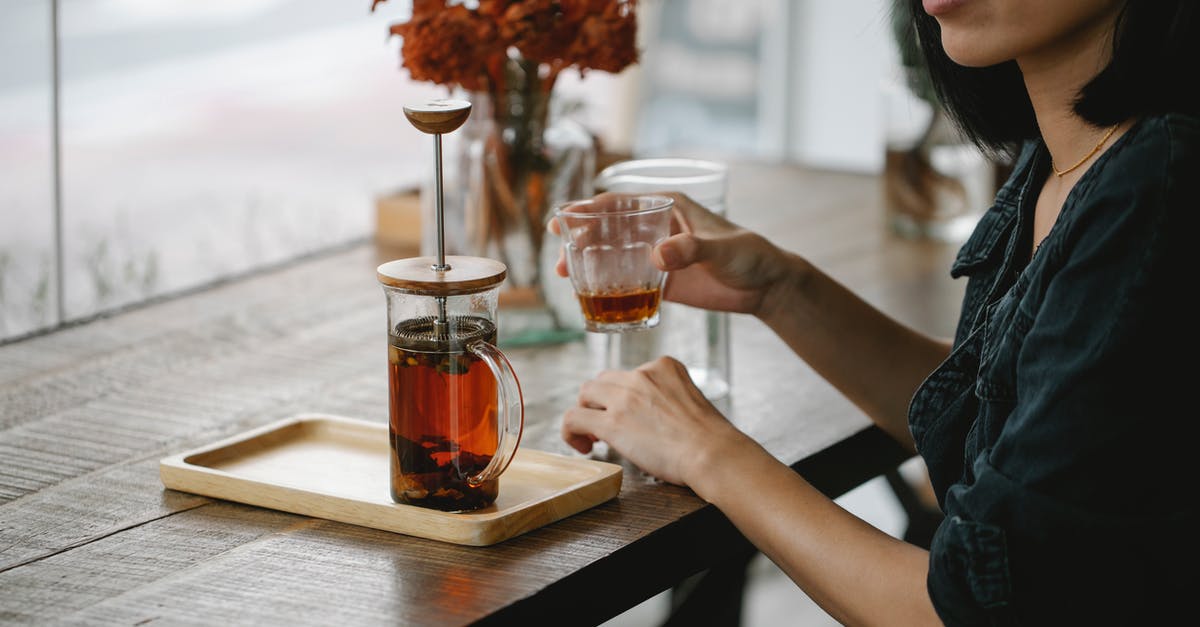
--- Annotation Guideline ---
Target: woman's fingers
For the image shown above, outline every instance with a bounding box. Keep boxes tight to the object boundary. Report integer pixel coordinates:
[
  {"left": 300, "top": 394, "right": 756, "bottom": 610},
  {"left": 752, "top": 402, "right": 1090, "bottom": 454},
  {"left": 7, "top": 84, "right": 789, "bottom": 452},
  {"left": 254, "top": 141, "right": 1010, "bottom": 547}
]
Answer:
[
  {"left": 653, "top": 233, "right": 698, "bottom": 270},
  {"left": 561, "top": 406, "right": 608, "bottom": 454},
  {"left": 636, "top": 355, "right": 690, "bottom": 381},
  {"left": 559, "top": 356, "right": 731, "bottom": 486},
  {"left": 555, "top": 248, "right": 568, "bottom": 277},
  {"left": 578, "top": 373, "right": 629, "bottom": 408},
  {"left": 664, "top": 191, "right": 731, "bottom": 232},
  {"left": 654, "top": 229, "right": 760, "bottom": 279},
  {"left": 545, "top": 217, "right": 570, "bottom": 277}
]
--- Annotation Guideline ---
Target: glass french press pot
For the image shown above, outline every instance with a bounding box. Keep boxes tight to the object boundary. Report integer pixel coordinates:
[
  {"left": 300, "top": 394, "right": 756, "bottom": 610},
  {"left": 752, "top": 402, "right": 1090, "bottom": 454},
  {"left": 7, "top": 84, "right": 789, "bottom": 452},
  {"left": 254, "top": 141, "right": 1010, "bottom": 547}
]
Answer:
[{"left": 378, "top": 101, "right": 523, "bottom": 512}]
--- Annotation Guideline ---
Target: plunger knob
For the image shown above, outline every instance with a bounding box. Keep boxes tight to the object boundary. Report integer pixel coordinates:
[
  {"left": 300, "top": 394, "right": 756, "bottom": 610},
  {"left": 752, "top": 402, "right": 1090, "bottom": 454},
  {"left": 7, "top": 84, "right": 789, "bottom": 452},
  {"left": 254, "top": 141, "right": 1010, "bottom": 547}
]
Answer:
[{"left": 403, "top": 99, "right": 472, "bottom": 135}]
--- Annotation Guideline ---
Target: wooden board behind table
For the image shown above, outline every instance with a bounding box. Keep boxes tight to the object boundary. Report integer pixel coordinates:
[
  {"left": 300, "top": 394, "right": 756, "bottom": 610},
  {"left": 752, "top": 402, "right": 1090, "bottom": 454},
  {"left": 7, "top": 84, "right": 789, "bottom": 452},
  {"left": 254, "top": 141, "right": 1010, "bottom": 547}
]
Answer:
[{"left": 0, "top": 163, "right": 964, "bottom": 625}]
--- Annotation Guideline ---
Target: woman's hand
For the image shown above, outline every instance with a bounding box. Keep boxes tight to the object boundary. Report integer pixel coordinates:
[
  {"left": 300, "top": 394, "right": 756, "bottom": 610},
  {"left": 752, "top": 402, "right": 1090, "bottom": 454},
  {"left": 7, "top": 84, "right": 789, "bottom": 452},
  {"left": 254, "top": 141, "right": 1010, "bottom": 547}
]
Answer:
[
  {"left": 561, "top": 356, "right": 757, "bottom": 487},
  {"left": 549, "top": 192, "right": 798, "bottom": 317}
]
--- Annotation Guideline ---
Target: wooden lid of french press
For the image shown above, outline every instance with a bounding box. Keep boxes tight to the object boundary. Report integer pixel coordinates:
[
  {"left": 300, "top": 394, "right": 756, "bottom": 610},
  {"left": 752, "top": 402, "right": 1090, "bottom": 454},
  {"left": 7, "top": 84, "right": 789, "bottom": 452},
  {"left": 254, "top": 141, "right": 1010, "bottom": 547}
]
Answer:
[
  {"left": 377, "top": 255, "right": 507, "bottom": 296},
  {"left": 403, "top": 100, "right": 472, "bottom": 134}
]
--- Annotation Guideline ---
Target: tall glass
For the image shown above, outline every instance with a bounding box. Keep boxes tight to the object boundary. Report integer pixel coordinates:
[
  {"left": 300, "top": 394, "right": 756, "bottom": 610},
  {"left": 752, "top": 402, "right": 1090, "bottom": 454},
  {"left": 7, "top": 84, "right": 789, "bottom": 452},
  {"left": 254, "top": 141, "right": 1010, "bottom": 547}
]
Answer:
[{"left": 592, "top": 158, "right": 732, "bottom": 402}]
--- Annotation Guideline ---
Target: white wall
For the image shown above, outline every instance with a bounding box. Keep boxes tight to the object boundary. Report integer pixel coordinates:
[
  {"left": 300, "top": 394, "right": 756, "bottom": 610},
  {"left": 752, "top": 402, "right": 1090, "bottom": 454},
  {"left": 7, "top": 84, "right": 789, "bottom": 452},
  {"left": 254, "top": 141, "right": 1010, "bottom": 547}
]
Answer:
[
  {"left": 617, "top": 0, "right": 900, "bottom": 173},
  {"left": 787, "top": 0, "right": 898, "bottom": 173}
]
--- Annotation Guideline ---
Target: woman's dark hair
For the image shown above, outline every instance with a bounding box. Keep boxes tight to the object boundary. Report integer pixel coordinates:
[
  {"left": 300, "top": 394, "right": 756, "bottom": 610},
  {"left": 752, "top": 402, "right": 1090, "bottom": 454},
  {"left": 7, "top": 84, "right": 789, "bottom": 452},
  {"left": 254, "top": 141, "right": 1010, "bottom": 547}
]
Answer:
[{"left": 904, "top": 0, "right": 1200, "bottom": 156}]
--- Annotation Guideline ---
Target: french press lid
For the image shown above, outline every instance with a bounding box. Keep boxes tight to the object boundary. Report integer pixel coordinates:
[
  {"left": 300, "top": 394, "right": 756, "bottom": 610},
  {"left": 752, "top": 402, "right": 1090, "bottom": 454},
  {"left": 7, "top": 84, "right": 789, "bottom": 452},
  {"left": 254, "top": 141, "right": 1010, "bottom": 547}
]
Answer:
[{"left": 376, "top": 255, "right": 506, "bottom": 296}]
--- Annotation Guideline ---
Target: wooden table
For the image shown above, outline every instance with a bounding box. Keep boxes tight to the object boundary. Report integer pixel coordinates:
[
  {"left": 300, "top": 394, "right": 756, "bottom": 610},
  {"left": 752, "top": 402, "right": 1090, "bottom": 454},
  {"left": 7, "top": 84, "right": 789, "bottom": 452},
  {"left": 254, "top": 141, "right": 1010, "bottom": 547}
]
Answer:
[{"left": 0, "top": 162, "right": 966, "bottom": 625}]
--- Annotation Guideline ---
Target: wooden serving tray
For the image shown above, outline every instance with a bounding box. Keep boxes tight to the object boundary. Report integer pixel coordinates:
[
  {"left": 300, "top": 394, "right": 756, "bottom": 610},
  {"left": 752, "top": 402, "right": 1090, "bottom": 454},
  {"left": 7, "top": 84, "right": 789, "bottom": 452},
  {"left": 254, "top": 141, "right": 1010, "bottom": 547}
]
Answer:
[{"left": 159, "top": 414, "right": 622, "bottom": 546}]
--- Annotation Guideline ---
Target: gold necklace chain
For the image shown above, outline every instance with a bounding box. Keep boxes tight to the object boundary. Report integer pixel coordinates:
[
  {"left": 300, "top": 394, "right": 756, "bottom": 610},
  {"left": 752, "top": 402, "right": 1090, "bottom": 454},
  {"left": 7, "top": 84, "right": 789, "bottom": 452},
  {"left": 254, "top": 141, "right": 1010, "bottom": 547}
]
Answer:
[{"left": 1051, "top": 124, "right": 1120, "bottom": 177}]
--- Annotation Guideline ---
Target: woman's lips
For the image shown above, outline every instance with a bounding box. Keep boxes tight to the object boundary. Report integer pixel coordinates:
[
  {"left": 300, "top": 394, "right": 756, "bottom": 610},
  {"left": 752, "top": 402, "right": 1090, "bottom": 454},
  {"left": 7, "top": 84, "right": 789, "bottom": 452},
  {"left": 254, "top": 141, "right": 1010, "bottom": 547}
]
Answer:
[{"left": 922, "top": 0, "right": 968, "bottom": 16}]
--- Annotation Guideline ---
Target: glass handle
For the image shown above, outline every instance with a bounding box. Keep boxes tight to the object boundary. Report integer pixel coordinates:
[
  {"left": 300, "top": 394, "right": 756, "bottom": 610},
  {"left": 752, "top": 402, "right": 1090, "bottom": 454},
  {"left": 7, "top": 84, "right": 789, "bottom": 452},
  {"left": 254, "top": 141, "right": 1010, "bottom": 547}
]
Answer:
[{"left": 466, "top": 340, "right": 524, "bottom": 486}]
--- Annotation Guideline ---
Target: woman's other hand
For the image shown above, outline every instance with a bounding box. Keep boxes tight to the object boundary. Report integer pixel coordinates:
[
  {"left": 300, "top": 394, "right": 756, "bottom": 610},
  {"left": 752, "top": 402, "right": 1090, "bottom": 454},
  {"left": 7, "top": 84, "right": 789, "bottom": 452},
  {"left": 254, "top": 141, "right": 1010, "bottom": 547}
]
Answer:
[{"left": 561, "top": 356, "right": 757, "bottom": 487}]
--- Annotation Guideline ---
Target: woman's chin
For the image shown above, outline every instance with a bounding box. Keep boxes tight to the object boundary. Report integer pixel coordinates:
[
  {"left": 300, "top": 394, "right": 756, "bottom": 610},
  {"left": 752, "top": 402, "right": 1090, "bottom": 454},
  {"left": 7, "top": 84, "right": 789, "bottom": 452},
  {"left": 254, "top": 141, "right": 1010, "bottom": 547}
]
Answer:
[{"left": 940, "top": 34, "right": 1011, "bottom": 67}]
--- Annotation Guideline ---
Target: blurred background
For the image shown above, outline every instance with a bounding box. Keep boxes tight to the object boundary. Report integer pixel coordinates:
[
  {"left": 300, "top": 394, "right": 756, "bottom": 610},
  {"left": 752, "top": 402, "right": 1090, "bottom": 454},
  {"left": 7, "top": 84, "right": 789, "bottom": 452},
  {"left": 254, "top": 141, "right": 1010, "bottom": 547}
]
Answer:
[
  {"left": 1, "top": 1, "right": 954, "bottom": 624},
  {"left": 0, "top": 0, "right": 918, "bottom": 342}
]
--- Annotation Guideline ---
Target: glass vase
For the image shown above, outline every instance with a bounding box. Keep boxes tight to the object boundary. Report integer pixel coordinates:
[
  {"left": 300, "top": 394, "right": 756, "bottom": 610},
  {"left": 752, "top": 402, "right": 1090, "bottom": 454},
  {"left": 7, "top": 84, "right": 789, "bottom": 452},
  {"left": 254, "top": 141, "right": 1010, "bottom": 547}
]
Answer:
[{"left": 423, "top": 60, "right": 595, "bottom": 346}]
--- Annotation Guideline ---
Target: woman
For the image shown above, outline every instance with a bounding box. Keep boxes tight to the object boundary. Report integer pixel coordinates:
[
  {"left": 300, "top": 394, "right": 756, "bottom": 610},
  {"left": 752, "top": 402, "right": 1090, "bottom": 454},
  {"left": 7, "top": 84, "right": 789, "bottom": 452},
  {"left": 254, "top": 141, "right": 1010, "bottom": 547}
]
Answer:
[{"left": 555, "top": 0, "right": 1197, "bottom": 624}]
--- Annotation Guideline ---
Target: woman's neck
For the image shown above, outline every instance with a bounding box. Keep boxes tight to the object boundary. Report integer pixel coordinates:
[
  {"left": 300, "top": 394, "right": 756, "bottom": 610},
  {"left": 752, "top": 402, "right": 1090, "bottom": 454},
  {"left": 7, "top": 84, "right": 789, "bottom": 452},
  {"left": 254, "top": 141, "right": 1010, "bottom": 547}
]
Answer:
[{"left": 1018, "top": 11, "right": 1124, "bottom": 178}]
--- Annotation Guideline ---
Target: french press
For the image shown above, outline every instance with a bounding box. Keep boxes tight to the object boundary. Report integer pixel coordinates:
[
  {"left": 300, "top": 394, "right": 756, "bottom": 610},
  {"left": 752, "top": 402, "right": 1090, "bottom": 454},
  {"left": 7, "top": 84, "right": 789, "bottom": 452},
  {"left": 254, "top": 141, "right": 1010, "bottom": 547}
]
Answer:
[{"left": 377, "top": 100, "right": 524, "bottom": 512}]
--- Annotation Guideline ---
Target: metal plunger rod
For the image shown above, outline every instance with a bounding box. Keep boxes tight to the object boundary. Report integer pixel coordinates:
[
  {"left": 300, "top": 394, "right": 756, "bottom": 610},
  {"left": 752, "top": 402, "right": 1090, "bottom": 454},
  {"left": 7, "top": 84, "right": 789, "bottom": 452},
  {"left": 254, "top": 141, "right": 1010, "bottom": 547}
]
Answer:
[
  {"left": 432, "top": 133, "right": 449, "bottom": 328},
  {"left": 402, "top": 99, "right": 472, "bottom": 330},
  {"left": 433, "top": 133, "right": 448, "bottom": 272}
]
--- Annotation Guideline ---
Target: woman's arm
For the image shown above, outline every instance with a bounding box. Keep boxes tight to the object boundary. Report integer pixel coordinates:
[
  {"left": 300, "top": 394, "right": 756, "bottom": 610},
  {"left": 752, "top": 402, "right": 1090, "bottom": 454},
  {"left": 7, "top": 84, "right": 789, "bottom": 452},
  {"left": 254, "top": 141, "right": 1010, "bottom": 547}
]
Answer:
[
  {"left": 561, "top": 357, "right": 942, "bottom": 627},
  {"left": 755, "top": 253, "right": 951, "bottom": 450},
  {"left": 553, "top": 192, "right": 948, "bottom": 448},
  {"left": 647, "top": 194, "right": 950, "bottom": 450},
  {"left": 693, "top": 434, "right": 941, "bottom": 627}
]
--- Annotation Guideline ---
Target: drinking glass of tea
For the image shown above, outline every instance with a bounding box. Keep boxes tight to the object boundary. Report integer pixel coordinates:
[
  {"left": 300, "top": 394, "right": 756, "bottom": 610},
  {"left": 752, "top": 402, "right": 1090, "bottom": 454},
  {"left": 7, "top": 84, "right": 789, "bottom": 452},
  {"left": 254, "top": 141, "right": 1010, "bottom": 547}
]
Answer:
[{"left": 554, "top": 194, "right": 675, "bottom": 332}]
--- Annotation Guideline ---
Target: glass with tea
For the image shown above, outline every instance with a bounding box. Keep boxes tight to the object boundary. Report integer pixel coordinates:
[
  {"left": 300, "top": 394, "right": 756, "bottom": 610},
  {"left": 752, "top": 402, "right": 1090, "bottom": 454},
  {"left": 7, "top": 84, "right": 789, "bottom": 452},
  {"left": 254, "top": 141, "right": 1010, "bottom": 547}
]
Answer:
[
  {"left": 554, "top": 194, "right": 674, "bottom": 333},
  {"left": 592, "top": 159, "right": 732, "bottom": 402},
  {"left": 378, "top": 255, "right": 524, "bottom": 512}
]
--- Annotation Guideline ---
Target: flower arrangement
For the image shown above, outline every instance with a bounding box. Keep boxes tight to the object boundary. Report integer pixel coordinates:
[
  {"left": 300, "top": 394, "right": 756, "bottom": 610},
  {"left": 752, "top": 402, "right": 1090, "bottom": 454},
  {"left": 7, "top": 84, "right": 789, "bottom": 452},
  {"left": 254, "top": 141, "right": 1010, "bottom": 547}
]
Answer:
[
  {"left": 371, "top": 0, "right": 639, "bottom": 94},
  {"left": 371, "top": 0, "right": 641, "bottom": 336}
]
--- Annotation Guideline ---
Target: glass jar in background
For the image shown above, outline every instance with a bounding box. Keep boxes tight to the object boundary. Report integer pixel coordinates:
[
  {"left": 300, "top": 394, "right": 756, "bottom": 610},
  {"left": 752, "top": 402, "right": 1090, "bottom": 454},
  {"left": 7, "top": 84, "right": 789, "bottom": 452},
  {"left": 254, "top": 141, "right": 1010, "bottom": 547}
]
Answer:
[
  {"left": 425, "top": 78, "right": 596, "bottom": 347},
  {"left": 591, "top": 158, "right": 732, "bottom": 404}
]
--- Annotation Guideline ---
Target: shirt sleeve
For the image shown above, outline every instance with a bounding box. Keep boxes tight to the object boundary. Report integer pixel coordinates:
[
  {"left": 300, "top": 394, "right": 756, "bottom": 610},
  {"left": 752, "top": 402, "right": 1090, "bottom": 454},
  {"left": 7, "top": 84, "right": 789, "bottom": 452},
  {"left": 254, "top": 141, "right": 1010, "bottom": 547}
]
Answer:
[{"left": 926, "top": 117, "right": 1198, "bottom": 625}]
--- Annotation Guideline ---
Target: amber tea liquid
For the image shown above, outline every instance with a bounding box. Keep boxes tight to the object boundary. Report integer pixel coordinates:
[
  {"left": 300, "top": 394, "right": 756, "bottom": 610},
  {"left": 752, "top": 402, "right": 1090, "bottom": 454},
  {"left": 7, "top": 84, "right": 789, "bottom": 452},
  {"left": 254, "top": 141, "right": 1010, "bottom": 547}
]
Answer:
[
  {"left": 577, "top": 286, "right": 662, "bottom": 326},
  {"left": 388, "top": 315, "right": 499, "bottom": 511}
]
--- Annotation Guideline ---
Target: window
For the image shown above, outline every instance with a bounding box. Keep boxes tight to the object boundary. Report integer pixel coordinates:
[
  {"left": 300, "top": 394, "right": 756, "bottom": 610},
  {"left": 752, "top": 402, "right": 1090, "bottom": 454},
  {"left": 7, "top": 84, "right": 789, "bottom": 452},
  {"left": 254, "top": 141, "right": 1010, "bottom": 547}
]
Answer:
[{"left": 0, "top": 0, "right": 440, "bottom": 341}]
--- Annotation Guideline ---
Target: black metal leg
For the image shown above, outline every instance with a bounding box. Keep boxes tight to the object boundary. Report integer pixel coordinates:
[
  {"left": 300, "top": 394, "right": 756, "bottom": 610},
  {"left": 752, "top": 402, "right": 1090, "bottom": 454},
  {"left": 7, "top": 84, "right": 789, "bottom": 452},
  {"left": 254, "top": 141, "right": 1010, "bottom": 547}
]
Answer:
[{"left": 661, "top": 537, "right": 758, "bottom": 626}]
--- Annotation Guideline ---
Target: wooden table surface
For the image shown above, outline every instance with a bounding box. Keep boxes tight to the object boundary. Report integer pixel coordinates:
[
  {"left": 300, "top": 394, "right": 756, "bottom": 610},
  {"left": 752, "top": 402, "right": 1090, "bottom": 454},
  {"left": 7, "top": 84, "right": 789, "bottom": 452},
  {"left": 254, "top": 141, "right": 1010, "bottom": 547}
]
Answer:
[{"left": 0, "top": 162, "right": 966, "bottom": 626}]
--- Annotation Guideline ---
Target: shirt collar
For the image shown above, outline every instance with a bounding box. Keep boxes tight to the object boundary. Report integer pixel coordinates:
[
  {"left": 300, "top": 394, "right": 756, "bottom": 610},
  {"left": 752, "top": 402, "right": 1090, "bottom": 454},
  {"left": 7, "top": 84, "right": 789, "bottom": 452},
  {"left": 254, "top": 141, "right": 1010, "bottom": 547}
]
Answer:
[{"left": 949, "top": 141, "right": 1043, "bottom": 278}]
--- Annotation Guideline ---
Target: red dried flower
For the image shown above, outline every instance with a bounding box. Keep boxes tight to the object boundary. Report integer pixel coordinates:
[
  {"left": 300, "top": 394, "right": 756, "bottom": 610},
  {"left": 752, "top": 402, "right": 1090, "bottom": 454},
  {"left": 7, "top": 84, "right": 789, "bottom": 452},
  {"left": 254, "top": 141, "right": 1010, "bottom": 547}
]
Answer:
[{"left": 371, "top": 0, "right": 639, "bottom": 91}]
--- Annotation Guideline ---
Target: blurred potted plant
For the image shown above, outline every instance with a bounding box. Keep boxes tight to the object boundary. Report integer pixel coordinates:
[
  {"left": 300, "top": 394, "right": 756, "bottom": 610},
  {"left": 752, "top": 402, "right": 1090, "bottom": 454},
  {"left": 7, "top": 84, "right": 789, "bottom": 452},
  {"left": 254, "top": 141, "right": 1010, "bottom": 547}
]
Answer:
[
  {"left": 372, "top": 0, "right": 640, "bottom": 342},
  {"left": 884, "top": 0, "right": 995, "bottom": 242}
]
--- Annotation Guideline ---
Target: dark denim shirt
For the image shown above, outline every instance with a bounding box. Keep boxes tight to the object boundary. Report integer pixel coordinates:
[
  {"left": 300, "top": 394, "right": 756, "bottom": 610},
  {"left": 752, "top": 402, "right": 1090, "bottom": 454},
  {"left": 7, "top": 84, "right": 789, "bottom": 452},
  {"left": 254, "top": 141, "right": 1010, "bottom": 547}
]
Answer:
[{"left": 910, "top": 114, "right": 1198, "bottom": 625}]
